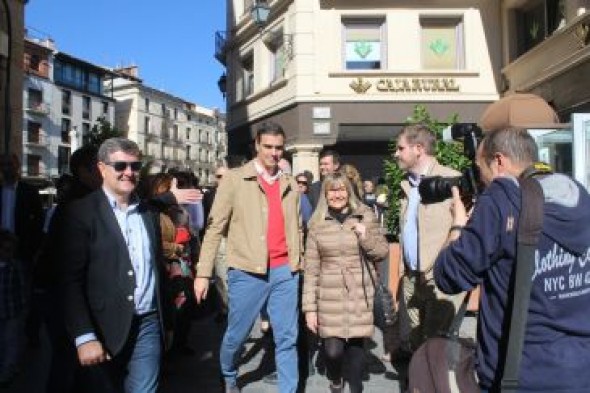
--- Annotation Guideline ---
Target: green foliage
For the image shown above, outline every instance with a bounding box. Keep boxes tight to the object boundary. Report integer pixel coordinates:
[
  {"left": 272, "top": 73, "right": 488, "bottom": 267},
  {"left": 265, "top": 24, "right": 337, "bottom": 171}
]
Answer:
[
  {"left": 85, "top": 117, "right": 123, "bottom": 149},
  {"left": 383, "top": 104, "right": 471, "bottom": 240}
]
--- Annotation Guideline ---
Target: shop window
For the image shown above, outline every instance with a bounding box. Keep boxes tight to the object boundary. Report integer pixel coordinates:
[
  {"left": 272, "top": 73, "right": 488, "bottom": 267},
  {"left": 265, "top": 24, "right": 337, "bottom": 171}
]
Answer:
[
  {"left": 420, "top": 17, "right": 465, "bottom": 70},
  {"left": 343, "top": 18, "right": 385, "bottom": 70}
]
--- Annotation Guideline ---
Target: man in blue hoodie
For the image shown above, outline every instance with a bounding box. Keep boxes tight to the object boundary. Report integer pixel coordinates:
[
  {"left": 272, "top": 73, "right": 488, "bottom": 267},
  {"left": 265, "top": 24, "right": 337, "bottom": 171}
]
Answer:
[{"left": 434, "top": 127, "right": 590, "bottom": 392}]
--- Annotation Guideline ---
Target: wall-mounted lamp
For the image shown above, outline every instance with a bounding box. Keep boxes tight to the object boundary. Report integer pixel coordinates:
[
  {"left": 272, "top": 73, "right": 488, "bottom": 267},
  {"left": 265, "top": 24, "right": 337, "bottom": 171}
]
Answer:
[
  {"left": 250, "top": 0, "right": 271, "bottom": 28},
  {"left": 217, "top": 73, "right": 227, "bottom": 98},
  {"left": 250, "top": 1, "right": 294, "bottom": 60}
]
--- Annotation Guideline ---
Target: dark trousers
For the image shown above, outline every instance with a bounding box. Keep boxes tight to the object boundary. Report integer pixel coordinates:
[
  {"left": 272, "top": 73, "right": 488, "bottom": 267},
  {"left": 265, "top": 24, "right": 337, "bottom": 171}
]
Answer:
[{"left": 323, "top": 337, "right": 365, "bottom": 393}]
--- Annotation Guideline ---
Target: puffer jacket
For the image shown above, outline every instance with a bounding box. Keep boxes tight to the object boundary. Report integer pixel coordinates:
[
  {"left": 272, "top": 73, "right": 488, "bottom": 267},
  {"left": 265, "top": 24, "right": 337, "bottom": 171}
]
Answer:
[{"left": 302, "top": 204, "right": 388, "bottom": 338}]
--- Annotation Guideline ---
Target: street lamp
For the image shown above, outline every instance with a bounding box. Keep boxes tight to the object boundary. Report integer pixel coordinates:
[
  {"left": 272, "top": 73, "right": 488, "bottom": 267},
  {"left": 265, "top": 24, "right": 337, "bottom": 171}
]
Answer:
[
  {"left": 217, "top": 73, "right": 227, "bottom": 98},
  {"left": 250, "top": 0, "right": 271, "bottom": 29}
]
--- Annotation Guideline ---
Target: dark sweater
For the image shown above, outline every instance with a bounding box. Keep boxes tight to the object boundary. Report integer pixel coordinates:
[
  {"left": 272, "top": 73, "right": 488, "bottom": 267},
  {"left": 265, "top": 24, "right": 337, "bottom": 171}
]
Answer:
[{"left": 434, "top": 174, "right": 590, "bottom": 392}]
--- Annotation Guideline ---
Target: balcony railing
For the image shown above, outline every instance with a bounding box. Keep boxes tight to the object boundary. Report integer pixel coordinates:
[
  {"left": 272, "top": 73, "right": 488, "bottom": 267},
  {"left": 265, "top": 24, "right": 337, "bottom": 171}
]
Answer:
[
  {"left": 26, "top": 102, "right": 50, "bottom": 116},
  {"left": 215, "top": 31, "right": 228, "bottom": 66},
  {"left": 25, "top": 133, "right": 49, "bottom": 147}
]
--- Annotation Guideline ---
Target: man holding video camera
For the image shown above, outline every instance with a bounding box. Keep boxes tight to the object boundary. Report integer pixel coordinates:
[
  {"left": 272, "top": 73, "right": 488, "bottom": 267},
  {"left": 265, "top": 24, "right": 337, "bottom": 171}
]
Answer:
[
  {"left": 435, "top": 127, "right": 590, "bottom": 392},
  {"left": 390, "top": 124, "right": 465, "bottom": 360}
]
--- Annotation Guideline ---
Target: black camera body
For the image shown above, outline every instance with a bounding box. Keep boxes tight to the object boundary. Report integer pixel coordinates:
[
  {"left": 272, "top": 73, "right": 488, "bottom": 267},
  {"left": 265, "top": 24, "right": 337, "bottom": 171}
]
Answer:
[{"left": 418, "top": 123, "right": 483, "bottom": 204}]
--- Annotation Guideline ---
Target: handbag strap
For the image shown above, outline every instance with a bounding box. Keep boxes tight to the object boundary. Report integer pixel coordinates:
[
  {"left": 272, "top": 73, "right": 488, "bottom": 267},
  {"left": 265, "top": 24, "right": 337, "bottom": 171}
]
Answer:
[
  {"left": 500, "top": 173, "right": 545, "bottom": 393},
  {"left": 445, "top": 290, "right": 472, "bottom": 339}
]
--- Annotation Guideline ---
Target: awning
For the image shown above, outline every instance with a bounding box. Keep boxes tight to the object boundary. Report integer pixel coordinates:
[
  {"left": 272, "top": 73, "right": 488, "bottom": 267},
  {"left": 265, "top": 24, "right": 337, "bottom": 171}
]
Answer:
[{"left": 479, "top": 93, "right": 560, "bottom": 132}]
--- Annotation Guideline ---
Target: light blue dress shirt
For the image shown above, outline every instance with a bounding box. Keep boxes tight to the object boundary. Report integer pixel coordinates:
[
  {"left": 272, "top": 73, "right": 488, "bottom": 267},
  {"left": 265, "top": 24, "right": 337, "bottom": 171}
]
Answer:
[
  {"left": 75, "top": 189, "right": 156, "bottom": 347},
  {"left": 402, "top": 174, "right": 421, "bottom": 271}
]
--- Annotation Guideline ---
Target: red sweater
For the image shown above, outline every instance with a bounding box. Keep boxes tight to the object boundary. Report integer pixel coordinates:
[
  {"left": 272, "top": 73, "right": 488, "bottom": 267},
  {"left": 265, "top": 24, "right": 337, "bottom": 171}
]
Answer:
[{"left": 259, "top": 178, "right": 289, "bottom": 268}]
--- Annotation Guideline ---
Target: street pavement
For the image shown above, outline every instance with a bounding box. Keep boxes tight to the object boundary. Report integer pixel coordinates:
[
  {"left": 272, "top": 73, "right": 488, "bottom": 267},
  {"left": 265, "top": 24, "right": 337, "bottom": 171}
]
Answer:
[{"left": 4, "top": 312, "right": 477, "bottom": 393}]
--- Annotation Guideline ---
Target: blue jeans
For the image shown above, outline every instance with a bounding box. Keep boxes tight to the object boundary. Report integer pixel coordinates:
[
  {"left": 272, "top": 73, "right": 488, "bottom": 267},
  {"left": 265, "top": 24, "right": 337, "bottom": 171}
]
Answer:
[
  {"left": 85, "top": 312, "right": 162, "bottom": 393},
  {"left": 221, "top": 265, "right": 299, "bottom": 393}
]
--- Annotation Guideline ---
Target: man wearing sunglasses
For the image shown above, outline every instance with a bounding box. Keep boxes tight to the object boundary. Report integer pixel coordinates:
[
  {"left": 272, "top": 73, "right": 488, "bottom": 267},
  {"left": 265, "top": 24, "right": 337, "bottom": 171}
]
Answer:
[{"left": 59, "top": 138, "right": 165, "bottom": 393}]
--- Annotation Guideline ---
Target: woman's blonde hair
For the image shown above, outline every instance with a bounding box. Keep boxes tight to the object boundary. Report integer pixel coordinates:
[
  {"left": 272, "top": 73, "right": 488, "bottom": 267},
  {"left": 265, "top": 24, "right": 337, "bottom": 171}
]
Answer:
[
  {"left": 341, "top": 163, "right": 364, "bottom": 199},
  {"left": 308, "top": 172, "right": 362, "bottom": 229}
]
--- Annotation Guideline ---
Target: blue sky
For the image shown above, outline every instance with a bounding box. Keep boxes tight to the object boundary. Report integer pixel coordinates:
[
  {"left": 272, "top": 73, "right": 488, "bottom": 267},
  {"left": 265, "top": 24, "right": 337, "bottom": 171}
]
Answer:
[{"left": 25, "top": 0, "right": 227, "bottom": 110}]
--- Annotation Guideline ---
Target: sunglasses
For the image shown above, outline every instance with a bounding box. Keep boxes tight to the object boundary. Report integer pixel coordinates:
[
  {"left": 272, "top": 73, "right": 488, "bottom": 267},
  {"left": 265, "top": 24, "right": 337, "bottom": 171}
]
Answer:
[{"left": 104, "top": 161, "right": 143, "bottom": 172}]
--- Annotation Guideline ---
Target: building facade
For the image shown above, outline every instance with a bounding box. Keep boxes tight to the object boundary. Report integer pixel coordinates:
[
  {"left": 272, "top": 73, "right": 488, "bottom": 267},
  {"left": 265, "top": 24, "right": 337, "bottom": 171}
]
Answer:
[
  {"left": 22, "top": 37, "right": 117, "bottom": 183},
  {"left": 0, "top": 0, "right": 27, "bottom": 156},
  {"left": 218, "top": 0, "right": 502, "bottom": 179},
  {"left": 110, "top": 67, "right": 227, "bottom": 185}
]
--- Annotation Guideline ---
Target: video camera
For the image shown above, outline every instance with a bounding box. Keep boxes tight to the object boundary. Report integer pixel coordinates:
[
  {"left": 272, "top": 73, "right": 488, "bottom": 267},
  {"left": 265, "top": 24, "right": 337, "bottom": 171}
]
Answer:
[{"left": 419, "top": 123, "right": 483, "bottom": 204}]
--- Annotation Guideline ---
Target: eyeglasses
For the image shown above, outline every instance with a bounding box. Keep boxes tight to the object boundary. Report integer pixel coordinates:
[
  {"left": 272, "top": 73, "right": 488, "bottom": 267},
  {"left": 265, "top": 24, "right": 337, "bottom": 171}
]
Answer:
[{"left": 104, "top": 161, "right": 143, "bottom": 172}]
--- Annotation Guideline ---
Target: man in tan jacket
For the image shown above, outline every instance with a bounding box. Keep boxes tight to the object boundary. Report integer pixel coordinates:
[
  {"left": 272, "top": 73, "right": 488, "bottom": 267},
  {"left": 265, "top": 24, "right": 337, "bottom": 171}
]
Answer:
[
  {"left": 194, "top": 121, "right": 303, "bottom": 393},
  {"left": 391, "top": 124, "right": 464, "bottom": 359}
]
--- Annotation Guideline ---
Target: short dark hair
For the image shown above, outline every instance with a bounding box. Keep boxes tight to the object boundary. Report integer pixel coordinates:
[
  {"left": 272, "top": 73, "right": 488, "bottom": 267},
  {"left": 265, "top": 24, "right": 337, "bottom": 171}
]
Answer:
[
  {"left": 255, "top": 121, "right": 286, "bottom": 142},
  {"left": 398, "top": 124, "right": 436, "bottom": 155},
  {"left": 98, "top": 138, "right": 141, "bottom": 163},
  {"left": 480, "top": 127, "right": 538, "bottom": 166},
  {"left": 70, "top": 145, "right": 98, "bottom": 178},
  {"left": 319, "top": 149, "right": 340, "bottom": 165}
]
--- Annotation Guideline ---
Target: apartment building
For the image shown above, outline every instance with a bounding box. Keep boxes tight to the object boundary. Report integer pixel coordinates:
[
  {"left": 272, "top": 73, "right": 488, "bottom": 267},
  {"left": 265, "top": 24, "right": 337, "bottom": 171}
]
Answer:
[
  {"left": 110, "top": 67, "right": 227, "bottom": 185},
  {"left": 22, "top": 37, "right": 116, "bottom": 183},
  {"left": 217, "top": 0, "right": 502, "bottom": 178}
]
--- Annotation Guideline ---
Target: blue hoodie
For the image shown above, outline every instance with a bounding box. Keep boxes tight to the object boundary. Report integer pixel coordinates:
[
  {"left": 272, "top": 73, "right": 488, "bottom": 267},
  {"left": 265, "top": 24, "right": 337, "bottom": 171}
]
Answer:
[{"left": 434, "top": 174, "right": 590, "bottom": 392}]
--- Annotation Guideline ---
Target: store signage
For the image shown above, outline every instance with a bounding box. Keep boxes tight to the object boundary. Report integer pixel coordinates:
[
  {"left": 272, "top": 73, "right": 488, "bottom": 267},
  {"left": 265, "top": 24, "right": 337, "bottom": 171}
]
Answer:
[{"left": 349, "top": 77, "right": 460, "bottom": 94}]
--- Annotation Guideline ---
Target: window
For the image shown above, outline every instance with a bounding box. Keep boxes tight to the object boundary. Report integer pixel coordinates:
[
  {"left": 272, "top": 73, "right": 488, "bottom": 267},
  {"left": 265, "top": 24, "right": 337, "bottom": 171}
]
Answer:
[
  {"left": 144, "top": 117, "right": 151, "bottom": 134},
  {"left": 162, "top": 104, "right": 167, "bottom": 116},
  {"left": 174, "top": 108, "right": 178, "bottom": 120},
  {"left": 186, "top": 128, "right": 191, "bottom": 140},
  {"left": 58, "top": 146, "right": 70, "bottom": 174},
  {"left": 62, "top": 90, "right": 71, "bottom": 115},
  {"left": 29, "top": 54, "right": 41, "bottom": 72},
  {"left": 173, "top": 124, "right": 179, "bottom": 140},
  {"left": 61, "top": 118, "right": 71, "bottom": 143},
  {"left": 26, "top": 155, "right": 41, "bottom": 176},
  {"left": 82, "top": 96, "right": 91, "bottom": 120},
  {"left": 514, "top": 0, "right": 564, "bottom": 57},
  {"left": 241, "top": 54, "right": 254, "bottom": 98},
  {"left": 145, "top": 98, "right": 150, "bottom": 112},
  {"left": 420, "top": 17, "right": 465, "bottom": 70},
  {"left": 27, "top": 121, "right": 42, "bottom": 143},
  {"left": 187, "top": 114, "right": 192, "bottom": 121},
  {"left": 27, "top": 88, "right": 43, "bottom": 110},
  {"left": 186, "top": 145, "right": 191, "bottom": 160},
  {"left": 87, "top": 73, "right": 101, "bottom": 94},
  {"left": 268, "top": 34, "right": 287, "bottom": 82},
  {"left": 102, "top": 101, "right": 109, "bottom": 115},
  {"left": 343, "top": 19, "right": 385, "bottom": 70},
  {"left": 82, "top": 123, "right": 91, "bottom": 145}
]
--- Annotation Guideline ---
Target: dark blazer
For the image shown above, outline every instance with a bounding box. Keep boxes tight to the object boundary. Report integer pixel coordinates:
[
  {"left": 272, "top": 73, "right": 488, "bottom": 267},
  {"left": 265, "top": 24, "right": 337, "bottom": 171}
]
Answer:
[
  {"left": 0, "top": 181, "right": 44, "bottom": 263},
  {"left": 59, "top": 189, "right": 165, "bottom": 356},
  {"left": 308, "top": 180, "right": 322, "bottom": 210}
]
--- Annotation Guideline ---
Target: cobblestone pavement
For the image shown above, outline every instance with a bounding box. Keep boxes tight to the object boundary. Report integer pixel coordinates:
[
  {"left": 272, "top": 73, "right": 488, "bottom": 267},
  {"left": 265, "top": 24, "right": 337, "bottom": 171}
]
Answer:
[{"left": 4, "top": 312, "right": 477, "bottom": 393}]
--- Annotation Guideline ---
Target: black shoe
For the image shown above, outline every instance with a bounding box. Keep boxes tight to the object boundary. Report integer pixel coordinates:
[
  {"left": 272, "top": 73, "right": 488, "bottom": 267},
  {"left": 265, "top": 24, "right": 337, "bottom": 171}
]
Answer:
[{"left": 262, "top": 371, "right": 278, "bottom": 385}]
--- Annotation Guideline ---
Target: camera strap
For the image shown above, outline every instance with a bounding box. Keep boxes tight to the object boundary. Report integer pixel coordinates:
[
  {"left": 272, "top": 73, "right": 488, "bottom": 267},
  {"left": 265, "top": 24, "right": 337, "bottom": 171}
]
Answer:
[{"left": 500, "top": 170, "right": 546, "bottom": 393}]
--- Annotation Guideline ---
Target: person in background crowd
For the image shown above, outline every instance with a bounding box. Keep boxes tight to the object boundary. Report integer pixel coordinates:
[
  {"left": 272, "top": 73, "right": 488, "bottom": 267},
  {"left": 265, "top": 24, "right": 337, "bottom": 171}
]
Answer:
[
  {"left": 303, "top": 172, "right": 388, "bottom": 393},
  {"left": 0, "top": 230, "right": 25, "bottom": 387},
  {"left": 194, "top": 121, "right": 303, "bottom": 393},
  {"left": 308, "top": 150, "right": 341, "bottom": 209},
  {"left": 435, "top": 128, "right": 590, "bottom": 393},
  {"left": 59, "top": 138, "right": 165, "bottom": 393},
  {"left": 295, "top": 173, "right": 313, "bottom": 226},
  {"left": 341, "top": 164, "right": 363, "bottom": 200},
  {"left": 0, "top": 154, "right": 44, "bottom": 360},
  {"left": 389, "top": 124, "right": 464, "bottom": 365},
  {"left": 362, "top": 179, "right": 377, "bottom": 210}
]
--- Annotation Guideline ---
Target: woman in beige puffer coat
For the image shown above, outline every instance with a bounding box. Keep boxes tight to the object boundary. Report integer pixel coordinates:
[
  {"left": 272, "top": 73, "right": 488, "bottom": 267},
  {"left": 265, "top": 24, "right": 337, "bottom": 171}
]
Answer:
[{"left": 302, "top": 172, "right": 388, "bottom": 393}]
